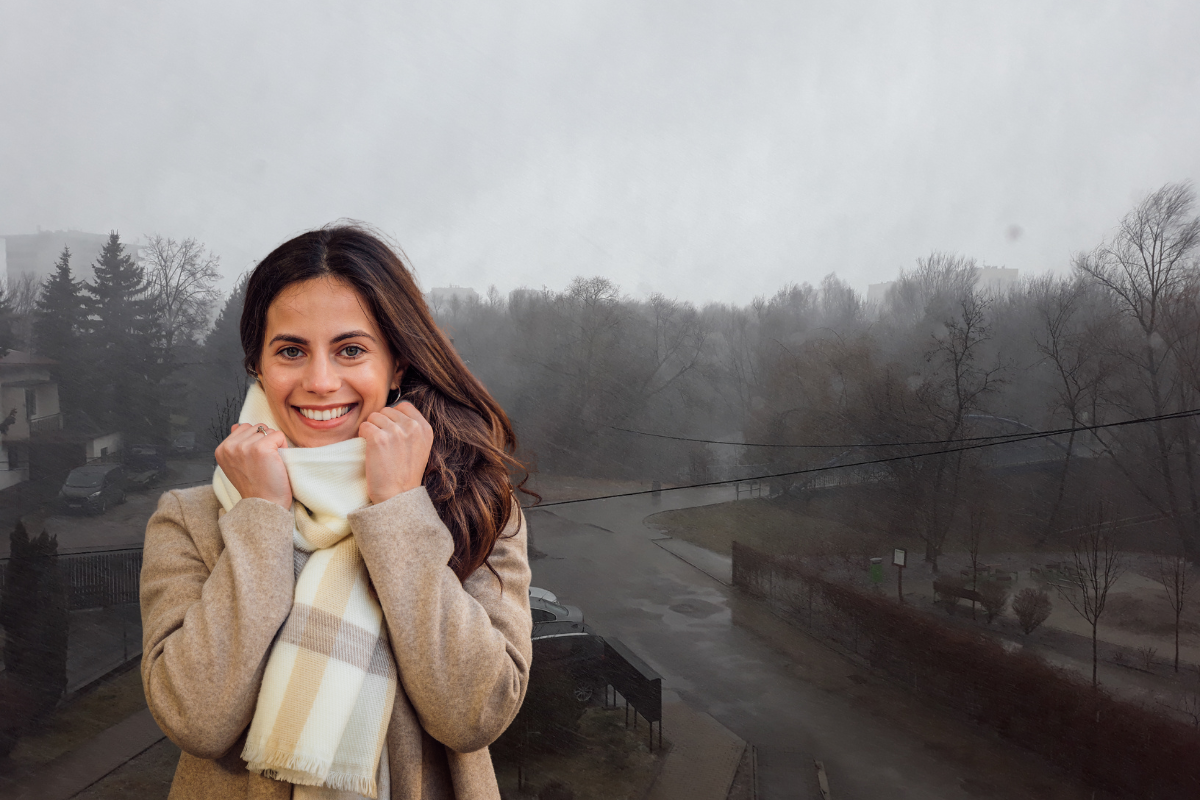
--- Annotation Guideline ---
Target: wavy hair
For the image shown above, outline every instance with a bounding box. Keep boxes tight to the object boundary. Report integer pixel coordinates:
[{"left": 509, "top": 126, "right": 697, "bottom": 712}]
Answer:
[{"left": 240, "top": 224, "right": 536, "bottom": 590}]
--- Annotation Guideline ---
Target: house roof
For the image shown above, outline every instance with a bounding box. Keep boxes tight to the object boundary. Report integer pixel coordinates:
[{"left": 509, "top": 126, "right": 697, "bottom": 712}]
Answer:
[{"left": 0, "top": 350, "right": 57, "bottom": 367}]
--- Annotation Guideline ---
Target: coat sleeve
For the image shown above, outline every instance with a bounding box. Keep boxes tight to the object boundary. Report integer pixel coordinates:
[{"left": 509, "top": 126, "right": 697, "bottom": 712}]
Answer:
[
  {"left": 347, "top": 486, "right": 533, "bottom": 754},
  {"left": 139, "top": 490, "right": 297, "bottom": 759}
]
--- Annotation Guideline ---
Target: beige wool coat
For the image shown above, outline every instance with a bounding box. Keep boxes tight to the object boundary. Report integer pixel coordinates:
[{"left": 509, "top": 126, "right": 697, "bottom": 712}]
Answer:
[{"left": 139, "top": 483, "right": 533, "bottom": 800}]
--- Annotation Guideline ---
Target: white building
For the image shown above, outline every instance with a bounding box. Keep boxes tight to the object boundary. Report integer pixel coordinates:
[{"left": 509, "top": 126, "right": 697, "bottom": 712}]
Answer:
[
  {"left": 0, "top": 351, "right": 62, "bottom": 490},
  {"left": 0, "top": 351, "right": 124, "bottom": 493}
]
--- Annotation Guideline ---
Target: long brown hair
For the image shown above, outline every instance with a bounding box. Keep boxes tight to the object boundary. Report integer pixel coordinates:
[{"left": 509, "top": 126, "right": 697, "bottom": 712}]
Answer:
[{"left": 240, "top": 223, "right": 535, "bottom": 590}]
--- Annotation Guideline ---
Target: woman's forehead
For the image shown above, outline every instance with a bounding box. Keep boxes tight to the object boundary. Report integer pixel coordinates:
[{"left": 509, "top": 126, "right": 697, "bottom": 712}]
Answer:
[{"left": 266, "top": 277, "right": 381, "bottom": 335}]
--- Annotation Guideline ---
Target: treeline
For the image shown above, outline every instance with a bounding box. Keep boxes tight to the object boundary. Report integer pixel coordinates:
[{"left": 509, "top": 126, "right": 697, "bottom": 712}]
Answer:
[
  {"left": 10, "top": 184, "right": 1198, "bottom": 560},
  {"left": 3, "top": 232, "right": 221, "bottom": 443},
  {"left": 421, "top": 181, "right": 1200, "bottom": 562}
]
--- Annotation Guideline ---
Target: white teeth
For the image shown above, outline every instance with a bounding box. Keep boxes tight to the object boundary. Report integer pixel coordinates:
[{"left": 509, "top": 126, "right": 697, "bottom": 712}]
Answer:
[{"left": 299, "top": 405, "right": 350, "bottom": 421}]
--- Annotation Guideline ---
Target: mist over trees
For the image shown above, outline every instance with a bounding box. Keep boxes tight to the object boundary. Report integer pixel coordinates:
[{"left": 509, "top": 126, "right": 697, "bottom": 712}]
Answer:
[
  {"left": 7, "top": 182, "right": 1199, "bottom": 561},
  {"left": 426, "top": 181, "right": 1200, "bottom": 561}
]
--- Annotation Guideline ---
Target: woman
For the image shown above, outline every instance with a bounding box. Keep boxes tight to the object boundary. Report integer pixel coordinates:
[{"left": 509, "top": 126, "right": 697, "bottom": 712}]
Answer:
[{"left": 139, "top": 225, "right": 535, "bottom": 800}]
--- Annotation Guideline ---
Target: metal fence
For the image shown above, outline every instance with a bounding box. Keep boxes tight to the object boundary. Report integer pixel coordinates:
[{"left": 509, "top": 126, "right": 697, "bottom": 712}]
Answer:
[{"left": 0, "top": 549, "right": 143, "bottom": 610}]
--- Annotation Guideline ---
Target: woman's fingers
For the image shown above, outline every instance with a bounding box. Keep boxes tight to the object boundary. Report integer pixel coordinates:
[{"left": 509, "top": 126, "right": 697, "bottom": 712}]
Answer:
[
  {"left": 215, "top": 422, "right": 292, "bottom": 510},
  {"left": 360, "top": 404, "right": 433, "bottom": 504}
]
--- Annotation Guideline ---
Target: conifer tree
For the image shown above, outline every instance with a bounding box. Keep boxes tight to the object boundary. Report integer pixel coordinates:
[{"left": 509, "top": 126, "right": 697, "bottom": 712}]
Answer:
[
  {"left": 83, "top": 232, "right": 171, "bottom": 441},
  {"left": 33, "top": 247, "right": 89, "bottom": 411}
]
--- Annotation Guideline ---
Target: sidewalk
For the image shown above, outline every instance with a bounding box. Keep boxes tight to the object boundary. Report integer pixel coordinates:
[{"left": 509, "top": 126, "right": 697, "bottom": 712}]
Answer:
[
  {"left": 6, "top": 708, "right": 165, "bottom": 800},
  {"left": 645, "top": 688, "right": 747, "bottom": 800},
  {"left": 8, "top": 689, "right": 748, "bottom": 800}
]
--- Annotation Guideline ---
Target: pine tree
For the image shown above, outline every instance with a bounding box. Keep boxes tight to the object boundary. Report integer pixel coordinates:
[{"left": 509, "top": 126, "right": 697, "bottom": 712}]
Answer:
[
  {"left": 83, "top": 232, "right": 172, "bottom": 442},
  {"left": 33, "top": 247, "right": 89, "bottom": 411}
]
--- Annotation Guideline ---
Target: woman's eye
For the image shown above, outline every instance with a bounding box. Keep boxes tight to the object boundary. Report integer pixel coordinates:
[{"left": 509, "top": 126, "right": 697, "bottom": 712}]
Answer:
[
  {"left": 280, "top": 346, "right": 302, "bottom": 358},
  {"left": 342, "top": 345, "right": 364, "bottom": 357}
]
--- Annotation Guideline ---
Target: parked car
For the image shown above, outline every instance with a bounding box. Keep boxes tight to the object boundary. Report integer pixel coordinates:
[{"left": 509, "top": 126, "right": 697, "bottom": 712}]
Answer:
[
  {"left": 171, "top": 431, "right": 197, "bottom": 456},
  {"left": 530, "top": 595, "right": 583, "bottom": 628},
  {"left": 59, "top": 464, "right": 127, "bottom": 515},
  {"left": 529, "top": 586, "right": 558, "bottom": 604},
  {"left": 124, "top": 444, "right": 168, "bottom": 489}
]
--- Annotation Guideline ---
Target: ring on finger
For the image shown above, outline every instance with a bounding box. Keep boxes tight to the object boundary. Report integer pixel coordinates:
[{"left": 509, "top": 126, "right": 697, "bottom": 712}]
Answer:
[{"left": 256, "top": 424, "right": 269, "bottom": 437}]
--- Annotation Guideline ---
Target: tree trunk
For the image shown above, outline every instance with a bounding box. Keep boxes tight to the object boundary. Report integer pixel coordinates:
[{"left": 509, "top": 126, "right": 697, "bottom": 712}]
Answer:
[
  {"left": 1176, "top": 609, "right": 1182, "bottom": 673},
  {"left": 1042, "top": 428, "right": 1077, "bottom": 545},
  {"left": 1092, "top": 621, "right": 1099, "bottom": 688}
]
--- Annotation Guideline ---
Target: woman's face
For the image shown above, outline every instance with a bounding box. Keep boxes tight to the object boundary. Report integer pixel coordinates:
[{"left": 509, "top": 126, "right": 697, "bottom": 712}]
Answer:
[{"left": 257, "top": 276, "right": 402, "bottom": 448}]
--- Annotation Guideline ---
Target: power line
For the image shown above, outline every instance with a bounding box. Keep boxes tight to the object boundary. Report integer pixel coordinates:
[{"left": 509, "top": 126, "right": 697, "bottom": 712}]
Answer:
[
  {"left": 4, "top": 408, "right": 1196, "bottom": 558},
  {"left": 608, "top": 408, "right": 1200, "bottom": 449},
  {"left": 531, "top": 408, "right": 1200, "bottom": 508}
]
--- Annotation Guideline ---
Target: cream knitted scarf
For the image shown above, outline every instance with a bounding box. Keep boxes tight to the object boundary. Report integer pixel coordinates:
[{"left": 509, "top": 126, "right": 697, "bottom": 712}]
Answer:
[{"left": 212, "top": 380, "right": 397, "bottom": 799}]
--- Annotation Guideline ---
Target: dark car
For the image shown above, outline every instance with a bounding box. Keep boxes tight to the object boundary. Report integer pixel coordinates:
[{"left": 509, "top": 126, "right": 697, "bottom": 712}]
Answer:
[
  {"left": 59, "top": 464, "right": 127, "bottom": 515},
  {"left": 126, "top": 443, "right": 168, "bottom": 474},
  {"left": 171, "top": 432, "right": 197, "bottom": 456},
  {"left": 124, "top": 444, "right": 169, "bottom": 489}
]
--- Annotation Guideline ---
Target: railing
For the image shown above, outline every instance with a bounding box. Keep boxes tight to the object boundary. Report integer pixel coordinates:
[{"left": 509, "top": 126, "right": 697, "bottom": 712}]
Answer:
[
  {"left": 29, "top": 413, "right": 62, "bottom": 434},
  {"left": 62, "top": 550, "right": 143, "bottom": 609},
  {"left": 0, "top": 549, "right": 143, "bottom": 610}
]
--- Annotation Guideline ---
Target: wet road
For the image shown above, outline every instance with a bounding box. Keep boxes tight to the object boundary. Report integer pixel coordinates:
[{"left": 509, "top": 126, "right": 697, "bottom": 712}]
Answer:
[{"left": 526, "top": 486, "right": 1084, "bottom": 800}]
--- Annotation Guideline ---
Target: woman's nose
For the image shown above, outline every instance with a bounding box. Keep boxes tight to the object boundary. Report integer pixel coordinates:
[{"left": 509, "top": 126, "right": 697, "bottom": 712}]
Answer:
[{"left": 303, "top": 354, "right": 341, "bottom": 394}]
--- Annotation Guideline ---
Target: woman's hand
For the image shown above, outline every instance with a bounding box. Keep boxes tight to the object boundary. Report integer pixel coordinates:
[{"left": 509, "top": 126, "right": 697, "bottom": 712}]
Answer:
[
  {"left": 215, "top": 423, "right": 293, "bottom": 511},
  {"left": 359, "top": 401, "right": 434, "bottom": 505}
]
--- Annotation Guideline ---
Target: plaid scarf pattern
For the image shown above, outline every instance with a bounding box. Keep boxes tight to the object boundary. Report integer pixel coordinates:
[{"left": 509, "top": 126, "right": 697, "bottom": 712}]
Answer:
[{"left": 212, "top": 381, "right": 397, "bottom": 798}]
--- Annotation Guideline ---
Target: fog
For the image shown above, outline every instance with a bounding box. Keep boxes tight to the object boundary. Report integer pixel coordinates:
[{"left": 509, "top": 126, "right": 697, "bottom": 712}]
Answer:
[
  {"left": 4, "top": 4, "right": 1200, "bottom": 799},
  {"left": 4, "top": 2, "right": 1200, "bottom": 303}
]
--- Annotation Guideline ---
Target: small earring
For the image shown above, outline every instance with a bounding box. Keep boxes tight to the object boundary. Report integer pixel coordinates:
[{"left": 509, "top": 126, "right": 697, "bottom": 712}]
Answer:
[{"left": 386, "top": 387, "right": 401, "bottom": 406}]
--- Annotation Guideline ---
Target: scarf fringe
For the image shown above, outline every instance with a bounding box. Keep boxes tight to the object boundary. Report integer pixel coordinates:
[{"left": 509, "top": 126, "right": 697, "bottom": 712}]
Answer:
[
  {"left": 247, "top": 749, "right": 379, "bottom": 797},
  {"left": 244, "top": 748, "right": 330, "bottom": 780}
]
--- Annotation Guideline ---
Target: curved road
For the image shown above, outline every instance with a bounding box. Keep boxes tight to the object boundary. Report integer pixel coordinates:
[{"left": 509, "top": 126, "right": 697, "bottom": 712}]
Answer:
[{"left": 527, "top": 485, "right": 1088, "bottom": 800}]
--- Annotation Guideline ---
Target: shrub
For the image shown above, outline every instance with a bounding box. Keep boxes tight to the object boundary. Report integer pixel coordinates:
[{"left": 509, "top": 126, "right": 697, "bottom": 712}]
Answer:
[
  {"left": 1138, "top": 646, "right": 1157, "bottom": 671},
  {"left": 934, "top": 575, "right": 966, "bottom": 615},
  {"left": 1012, "top": 588, "right": 1052, "bottom": 635},
  {"left": 978, "top": 581, "right": 1010, "bottom": 624}
]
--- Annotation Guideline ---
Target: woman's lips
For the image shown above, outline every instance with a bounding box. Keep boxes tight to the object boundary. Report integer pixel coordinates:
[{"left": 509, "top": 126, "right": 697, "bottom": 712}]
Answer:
[{"left": 293, "top": 404, "right": 357, "bottom": 429}]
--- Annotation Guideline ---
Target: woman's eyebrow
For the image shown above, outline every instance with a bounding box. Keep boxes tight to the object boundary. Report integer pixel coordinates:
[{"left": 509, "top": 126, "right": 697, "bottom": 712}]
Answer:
[
  {"left": 331, "top": 330, "right": 377, "bottom": 343},
  {"left": 267, "top": 330, "right": 378, "bottom": 346}
]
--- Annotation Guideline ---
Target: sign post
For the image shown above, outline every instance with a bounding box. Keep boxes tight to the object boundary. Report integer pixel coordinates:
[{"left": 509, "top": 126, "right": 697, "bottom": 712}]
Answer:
[{"left": 893, "top": 548, "right": 907, "bottom": 603}]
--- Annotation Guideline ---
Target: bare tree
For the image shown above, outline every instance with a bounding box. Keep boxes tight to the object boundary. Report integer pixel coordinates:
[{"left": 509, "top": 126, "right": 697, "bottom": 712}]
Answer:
[
  {"left": 6, "top": 272, "right": 41, "bottom": 352},
  {"left": 911, "top": 290, "right": 1003, "bottom": 570},
  {"left": 1056, "top": 503, "right": 1124, "bottom": 687},
  {"left": 1028, "top": 274, "right": 1116, "bottom": 541},
  {"left": 965, "top": 504, "right": 988, "bottom": 619},
  {"left": 141, "top": 234, "right": 222, "bottom": 354},
  {"left": 1156, "top": 553, "right": 1194, "bottom": 673},
  {"left": 1074, "top": 182, "right": 1200, "bottom": 555}
]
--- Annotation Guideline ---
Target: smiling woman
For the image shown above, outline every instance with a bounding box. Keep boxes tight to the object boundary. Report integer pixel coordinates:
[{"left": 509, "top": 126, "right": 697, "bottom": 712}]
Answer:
[{"left": 138, "top": 224, "right": 538, "bottom": 800}]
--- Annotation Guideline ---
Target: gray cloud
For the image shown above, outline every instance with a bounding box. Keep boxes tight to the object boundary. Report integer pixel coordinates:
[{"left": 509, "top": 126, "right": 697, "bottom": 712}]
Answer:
[{"left": 3, "top": 1, "right": 1198, "bottom": 304}]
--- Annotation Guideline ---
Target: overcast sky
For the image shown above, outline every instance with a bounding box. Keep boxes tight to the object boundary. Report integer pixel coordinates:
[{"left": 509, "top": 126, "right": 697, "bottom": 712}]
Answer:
[{"left": 3, "top": 1, "right": 1199, "bottom": 305}]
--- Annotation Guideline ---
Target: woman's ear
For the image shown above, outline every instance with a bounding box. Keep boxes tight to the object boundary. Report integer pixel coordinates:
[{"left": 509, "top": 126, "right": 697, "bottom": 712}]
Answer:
[{"left": 386, "top": 362, "right": 406, "bottom": 406}]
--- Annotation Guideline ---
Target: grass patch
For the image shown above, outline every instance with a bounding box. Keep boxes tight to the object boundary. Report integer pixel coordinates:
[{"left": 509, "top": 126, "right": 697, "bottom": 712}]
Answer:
[{"left": 495, "top": 704, "right": 665, "bottom": 800}]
